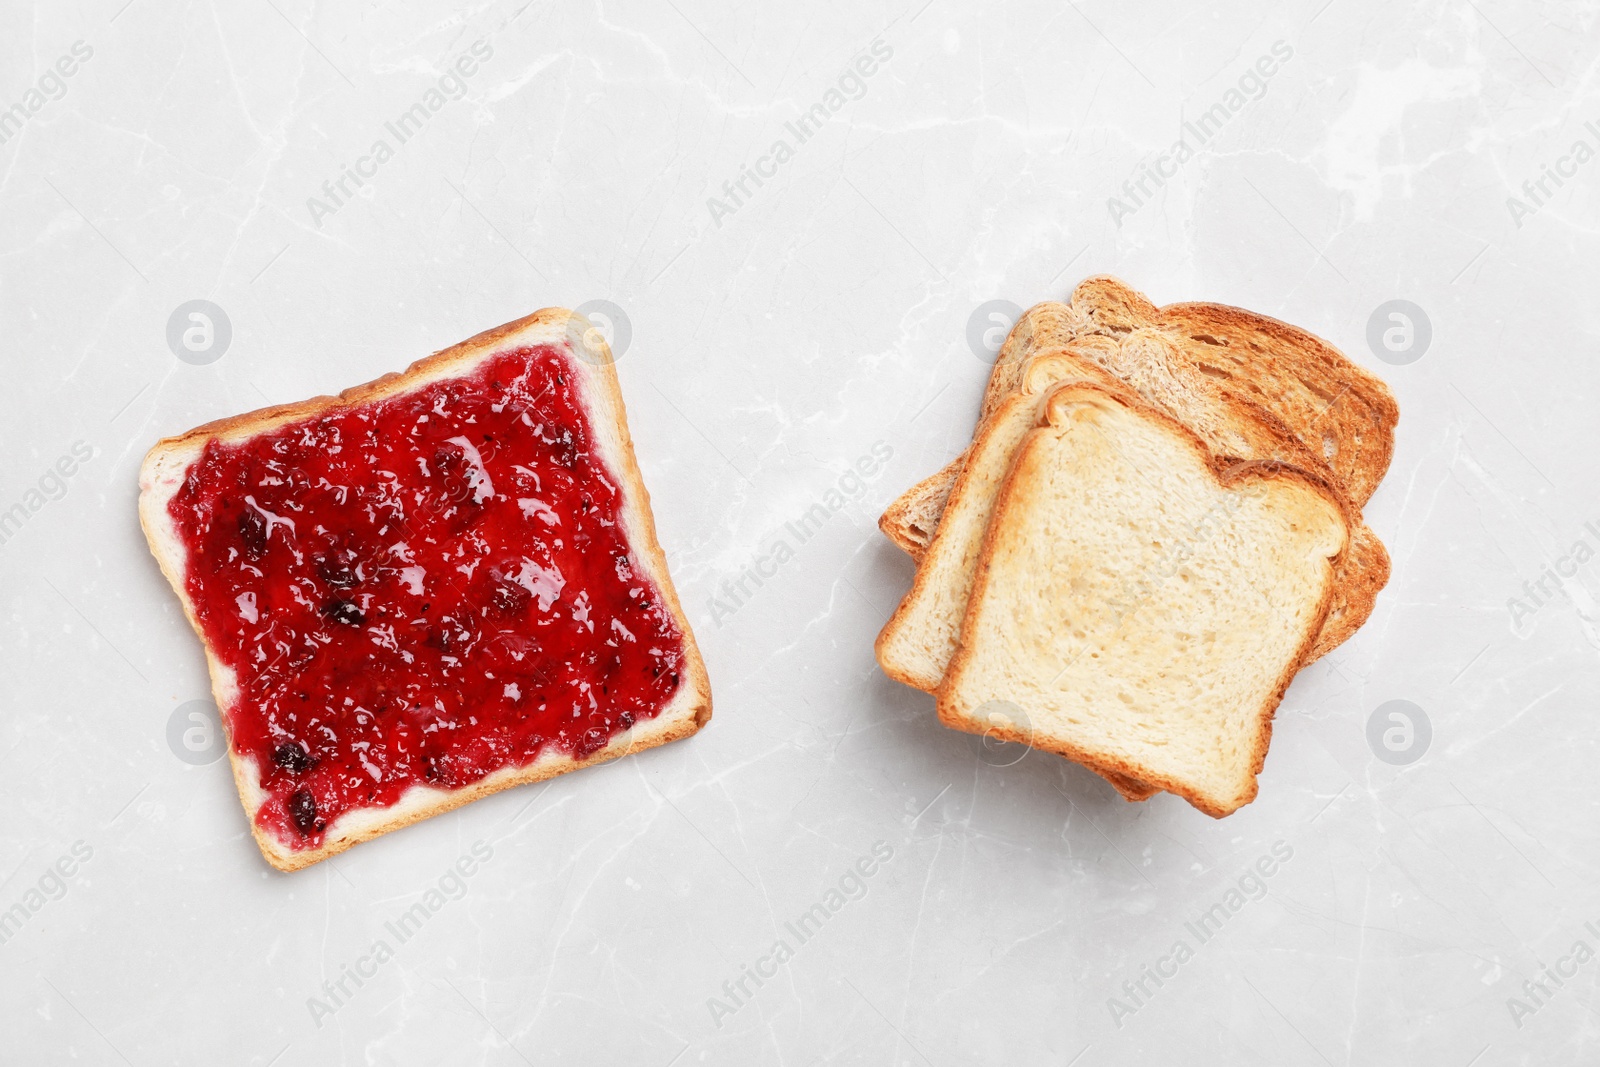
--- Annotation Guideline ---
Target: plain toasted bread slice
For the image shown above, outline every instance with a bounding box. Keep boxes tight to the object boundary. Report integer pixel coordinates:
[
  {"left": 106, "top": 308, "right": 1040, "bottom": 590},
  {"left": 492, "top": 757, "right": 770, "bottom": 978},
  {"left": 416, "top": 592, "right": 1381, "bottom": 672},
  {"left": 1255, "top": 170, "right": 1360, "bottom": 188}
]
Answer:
[
  {"left": 139, "top": 310, "right": 712, "bottom": 871},
  {"left": 937, "top": 382, "right": 1349, "bottom": 817}
]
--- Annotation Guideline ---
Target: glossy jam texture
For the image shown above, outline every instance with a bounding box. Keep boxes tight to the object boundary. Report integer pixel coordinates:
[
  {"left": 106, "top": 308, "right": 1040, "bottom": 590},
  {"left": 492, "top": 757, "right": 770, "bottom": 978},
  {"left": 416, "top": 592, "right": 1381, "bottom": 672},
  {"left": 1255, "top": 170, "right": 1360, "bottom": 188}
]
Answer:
[{"left": 168, "top": 347, "right": 686, "bottom": 850}]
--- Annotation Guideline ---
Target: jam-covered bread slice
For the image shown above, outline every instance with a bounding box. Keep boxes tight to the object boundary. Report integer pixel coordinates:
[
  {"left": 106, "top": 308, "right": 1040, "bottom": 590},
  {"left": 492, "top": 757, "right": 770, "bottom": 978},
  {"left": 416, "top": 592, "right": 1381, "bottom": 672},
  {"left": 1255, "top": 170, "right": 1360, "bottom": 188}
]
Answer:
[{"left": 139, "top": 310, "right": 712, "bottom": 871}]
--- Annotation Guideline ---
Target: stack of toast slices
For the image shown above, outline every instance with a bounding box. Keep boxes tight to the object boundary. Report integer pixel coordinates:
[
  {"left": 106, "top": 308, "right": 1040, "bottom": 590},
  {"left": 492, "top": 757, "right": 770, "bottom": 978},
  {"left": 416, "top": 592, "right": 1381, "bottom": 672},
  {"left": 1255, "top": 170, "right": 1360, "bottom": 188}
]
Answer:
[{"left": 874, "top": 277, "right": 1399, "bottom": 817}]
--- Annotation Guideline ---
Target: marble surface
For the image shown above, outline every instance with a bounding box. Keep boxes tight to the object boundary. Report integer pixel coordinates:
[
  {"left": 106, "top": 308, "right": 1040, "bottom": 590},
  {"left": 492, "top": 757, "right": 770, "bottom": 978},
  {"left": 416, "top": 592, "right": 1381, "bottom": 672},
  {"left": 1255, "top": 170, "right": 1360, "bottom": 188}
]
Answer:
[{"left": 3, "top": 0, "right": 1598, "bottom": 1063}]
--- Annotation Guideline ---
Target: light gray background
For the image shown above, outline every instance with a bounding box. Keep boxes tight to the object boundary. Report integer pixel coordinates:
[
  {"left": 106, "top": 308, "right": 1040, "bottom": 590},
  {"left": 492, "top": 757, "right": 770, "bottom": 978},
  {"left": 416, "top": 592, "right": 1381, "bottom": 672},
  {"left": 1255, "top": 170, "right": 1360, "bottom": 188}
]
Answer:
[{"left": 2, "top": 0, "right": 1595, "bottom": 1064}]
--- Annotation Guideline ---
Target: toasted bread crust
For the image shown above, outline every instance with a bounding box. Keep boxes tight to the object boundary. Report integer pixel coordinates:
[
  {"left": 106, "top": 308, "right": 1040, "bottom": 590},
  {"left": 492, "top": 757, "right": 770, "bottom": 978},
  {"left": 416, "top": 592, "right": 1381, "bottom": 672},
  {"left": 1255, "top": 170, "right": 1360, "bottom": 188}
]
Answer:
[
  {"left": 1161, "top": 300, "right": 1399, "bottom": 506},
  {"left": 936, "top": 382, "right": 1349, "bottom": 818},
  {"left": 876, "top": 464, "right": 958, "bottom": 561},
  {"left": 1063, "top": 276, "right": 1399, "bottom": 498},
  {"left": 138, "top": 309, "right": 712, "bottom": 872}
]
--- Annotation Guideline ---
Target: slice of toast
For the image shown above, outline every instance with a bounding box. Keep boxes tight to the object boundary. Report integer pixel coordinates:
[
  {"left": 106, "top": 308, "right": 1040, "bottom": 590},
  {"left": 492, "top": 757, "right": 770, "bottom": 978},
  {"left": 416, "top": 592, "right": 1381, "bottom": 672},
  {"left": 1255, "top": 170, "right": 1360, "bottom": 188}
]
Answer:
[
  {"left": 937, "top": 382, "right": 1349, "bottom": 817},
  {"left": 139, "top": 310, "right": 712, "bottom": 871}
]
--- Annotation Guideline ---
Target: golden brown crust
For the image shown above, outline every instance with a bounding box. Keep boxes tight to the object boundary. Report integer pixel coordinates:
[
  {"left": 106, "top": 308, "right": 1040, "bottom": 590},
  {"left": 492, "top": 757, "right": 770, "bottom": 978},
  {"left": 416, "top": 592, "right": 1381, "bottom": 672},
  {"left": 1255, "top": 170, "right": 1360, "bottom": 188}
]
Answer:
[
  {"left": 1305, "top": 525, "right": 1390, "bottom": 660},
  {"left": 876, "top": 464, "right": 959, "bottom": 562},
  {"left": 1101, "top": 772, "right": 1159, "bottom": 802},
  {"left": 982, "top": 301, "right": 1090, "bottom": 405},
  {"left": 138, "top": 309, "right": 712, "bottom": 872},
  {"left": 1161, "top": 300, "right": 1399, "bottom": 506},
  {"left": 936, "top": 381, "right": 1348, "bottom": 818},
  {"left": 1066, "top": 276, "right": 1160, "bottom": 333}
]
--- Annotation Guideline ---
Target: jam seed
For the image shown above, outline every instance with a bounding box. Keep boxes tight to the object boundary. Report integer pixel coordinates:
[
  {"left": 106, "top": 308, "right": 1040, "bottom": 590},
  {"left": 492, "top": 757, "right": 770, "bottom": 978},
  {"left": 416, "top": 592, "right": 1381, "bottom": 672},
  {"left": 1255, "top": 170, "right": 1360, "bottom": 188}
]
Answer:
[
  {"left": 322, "top": 599, "right": 365, "bottom": 626},
  {"left": 238, "top": 508, "right": 269, "bottom": 560},
  {"left": 273, "top": 742, "right": 313, "bottom": 775},
  {"left": 490, "top": 579, "right": 530, "bottom": 615},
  {"left": 314, "top": 548, "right": 360, "bottom": 588},
  {"left": 289, "top": 789, "right": 320, "bottom": 834}
]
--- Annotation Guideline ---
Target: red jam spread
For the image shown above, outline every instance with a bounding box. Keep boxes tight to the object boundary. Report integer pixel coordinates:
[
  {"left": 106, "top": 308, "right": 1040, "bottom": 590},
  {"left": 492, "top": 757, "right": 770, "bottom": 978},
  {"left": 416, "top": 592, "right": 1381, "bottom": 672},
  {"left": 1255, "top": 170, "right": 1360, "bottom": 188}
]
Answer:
[{"left": 168, "top": 347, "right": 686, "bottom": 851}]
